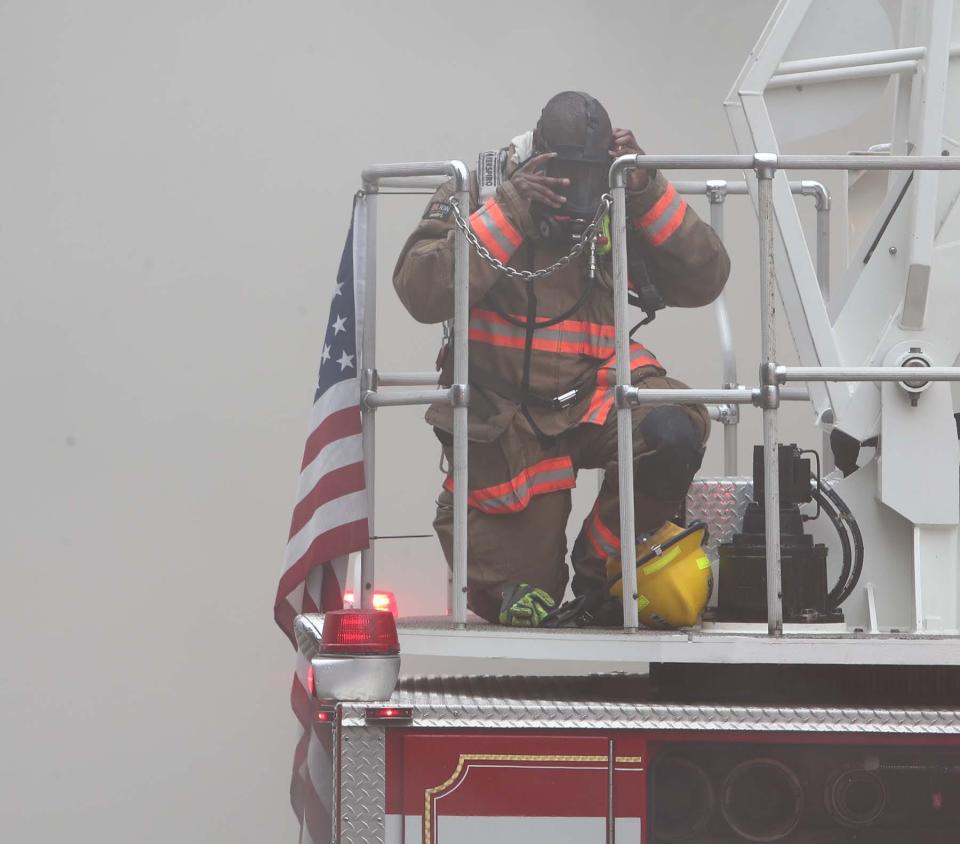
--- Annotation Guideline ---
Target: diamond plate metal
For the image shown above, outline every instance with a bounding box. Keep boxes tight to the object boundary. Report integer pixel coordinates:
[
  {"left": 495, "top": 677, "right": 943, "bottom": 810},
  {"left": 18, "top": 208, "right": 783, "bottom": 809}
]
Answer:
[
  {"left": 686, "top": 477, "right": 752, "bottom": 607},
  {"left": 686, "top": 477, "right": 752, "bottom": 564},
  {"left": 338, "top": 724, "right": 386, "bottom": 844},
  {"left": 341, "top": 674, "right": 960, "bottom": 734}
]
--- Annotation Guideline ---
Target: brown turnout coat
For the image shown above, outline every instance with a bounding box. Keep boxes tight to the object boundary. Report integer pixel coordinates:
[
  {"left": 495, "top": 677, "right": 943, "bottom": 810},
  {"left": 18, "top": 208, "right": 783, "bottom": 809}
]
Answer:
[{"left": 393, "top": 151, "right": 729, "bottom": 516}]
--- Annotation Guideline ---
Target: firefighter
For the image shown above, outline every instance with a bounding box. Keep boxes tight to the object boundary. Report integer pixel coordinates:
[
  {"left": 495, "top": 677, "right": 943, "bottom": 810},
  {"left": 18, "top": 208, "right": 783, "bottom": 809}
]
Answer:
[{"left": 393, "top": 91, "right": 730, "bottom": 626}]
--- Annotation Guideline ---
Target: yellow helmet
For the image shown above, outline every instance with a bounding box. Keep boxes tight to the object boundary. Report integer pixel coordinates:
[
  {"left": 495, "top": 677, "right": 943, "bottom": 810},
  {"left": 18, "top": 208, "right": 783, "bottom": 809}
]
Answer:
[{"left": 606, "top": 521, "right": 713, "bottom": 629}]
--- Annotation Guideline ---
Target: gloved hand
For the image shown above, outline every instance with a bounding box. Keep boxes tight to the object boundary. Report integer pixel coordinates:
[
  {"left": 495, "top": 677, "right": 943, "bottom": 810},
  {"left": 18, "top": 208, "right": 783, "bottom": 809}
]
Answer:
[{"left": 498, "top": 583, "right": 556, "bottom": 627}]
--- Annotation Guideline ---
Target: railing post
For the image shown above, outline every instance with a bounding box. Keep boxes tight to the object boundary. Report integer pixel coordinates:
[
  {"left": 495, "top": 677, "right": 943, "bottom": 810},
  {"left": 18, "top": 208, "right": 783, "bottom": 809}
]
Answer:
[
  {"left": 359, "top": 191, "right": 378, "bottom": 609},
  {"left": 707, "top": 180, "right": 739, "bottom": 476},
  {"left": 451, "top": 182, "right": 470, "bottom": 627},
  {"left": 815, "top": 191, "right": 831, "bottom": 302},
  {"left": 610, "top": 161, "right": 640, "bottom": 630},
  {"left": 755, "top": 154, "right": 783, "bottom": 637}
]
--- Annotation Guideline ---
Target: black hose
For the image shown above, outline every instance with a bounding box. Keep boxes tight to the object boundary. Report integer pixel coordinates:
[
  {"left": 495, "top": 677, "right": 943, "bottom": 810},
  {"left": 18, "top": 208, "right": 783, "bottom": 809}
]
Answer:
[
  {"left": 821, "top": 483, "right": 865, "bottom": 605},
  {"left": 813, "top": 485, "right": 852, "bottom": 608}
]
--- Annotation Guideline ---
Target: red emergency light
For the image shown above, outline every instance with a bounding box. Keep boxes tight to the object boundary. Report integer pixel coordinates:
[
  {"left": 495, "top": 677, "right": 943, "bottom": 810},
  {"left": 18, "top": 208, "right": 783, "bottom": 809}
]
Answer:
[
  {"left": 320, "top": 608, "right": 400, "bottom": 655},
  {"left": 365, "top": 706, "right": 413, "bottom": 724},
  {"left": 343, "top": 589, "right": 399, "bottom": 617}
]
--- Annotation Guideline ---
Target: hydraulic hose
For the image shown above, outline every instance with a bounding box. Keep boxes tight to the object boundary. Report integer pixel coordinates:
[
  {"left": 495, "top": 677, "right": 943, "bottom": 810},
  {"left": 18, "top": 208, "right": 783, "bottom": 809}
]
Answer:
[
  {"left": 820, "top": 483, "right": 865, "bottom": 605},
  {"left": 813, "top": 485, "right": 852, "bottom": 609}
]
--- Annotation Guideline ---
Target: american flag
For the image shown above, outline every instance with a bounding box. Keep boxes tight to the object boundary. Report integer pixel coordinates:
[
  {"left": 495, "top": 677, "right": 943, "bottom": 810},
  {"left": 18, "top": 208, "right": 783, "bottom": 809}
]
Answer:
[{"left": 275, "top": 199, "right": 370, "bottom": 844}]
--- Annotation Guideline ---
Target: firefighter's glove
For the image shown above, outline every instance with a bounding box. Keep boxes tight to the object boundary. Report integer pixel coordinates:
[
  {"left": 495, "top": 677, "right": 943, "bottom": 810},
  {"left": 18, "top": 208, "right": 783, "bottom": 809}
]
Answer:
[{"left": 498, "top": 583, "right": 556, "bottom": 627}]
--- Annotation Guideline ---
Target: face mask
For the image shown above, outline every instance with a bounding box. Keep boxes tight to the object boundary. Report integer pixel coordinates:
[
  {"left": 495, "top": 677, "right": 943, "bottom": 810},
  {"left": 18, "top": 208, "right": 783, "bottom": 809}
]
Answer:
[
  {"left": 534, "top": 158, "right": 609, "bottom": 244},
  {"left": 546, "top": 157, "right": 610, "bottom": 220}
]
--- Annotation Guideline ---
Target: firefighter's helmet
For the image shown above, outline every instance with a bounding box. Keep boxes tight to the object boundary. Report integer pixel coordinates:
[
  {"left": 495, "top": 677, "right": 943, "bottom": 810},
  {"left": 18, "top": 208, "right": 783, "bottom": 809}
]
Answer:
[{"left": 606, "top": 521, "right": 712, "bottom": 629}]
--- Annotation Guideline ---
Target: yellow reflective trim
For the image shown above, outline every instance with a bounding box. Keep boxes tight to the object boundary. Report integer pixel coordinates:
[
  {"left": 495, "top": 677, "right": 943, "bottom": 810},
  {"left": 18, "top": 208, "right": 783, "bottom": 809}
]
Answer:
[
  {"left": 637, "top": 595, "right": 650, "bottom": 610},
  {"left": 640, "top": 545, "right": 681, "bottom": 576},
  {"left": 697, "top": 555, "right": 711, "bottom": 570}
]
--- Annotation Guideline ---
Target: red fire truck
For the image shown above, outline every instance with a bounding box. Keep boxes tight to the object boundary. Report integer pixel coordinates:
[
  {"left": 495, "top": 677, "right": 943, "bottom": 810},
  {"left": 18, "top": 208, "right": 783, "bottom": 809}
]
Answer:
[{"left": 291, "top": 3, "right": 960, "bottom": 840}]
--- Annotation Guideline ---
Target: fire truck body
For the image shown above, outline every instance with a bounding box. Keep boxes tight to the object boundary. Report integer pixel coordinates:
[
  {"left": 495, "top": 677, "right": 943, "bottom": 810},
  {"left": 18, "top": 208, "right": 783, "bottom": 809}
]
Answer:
[
  {"left": 330, "top": 674, "right": 960, "bottom": 843},
  {"left": 295, "top": 2, "right": 960, "bottom": 841}
]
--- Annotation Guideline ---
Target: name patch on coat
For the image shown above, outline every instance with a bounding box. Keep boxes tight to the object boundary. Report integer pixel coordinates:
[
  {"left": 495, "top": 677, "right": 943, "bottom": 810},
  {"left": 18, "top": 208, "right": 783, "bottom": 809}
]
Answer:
[{"left": 423, "top": 200, "right": 453, "bottom": 221}]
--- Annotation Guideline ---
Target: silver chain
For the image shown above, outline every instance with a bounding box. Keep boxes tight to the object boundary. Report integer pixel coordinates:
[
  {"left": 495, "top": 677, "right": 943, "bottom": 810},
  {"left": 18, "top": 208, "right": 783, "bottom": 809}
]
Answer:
[{"left": 449, "top": 193, "right": 613, "bottom": 282}]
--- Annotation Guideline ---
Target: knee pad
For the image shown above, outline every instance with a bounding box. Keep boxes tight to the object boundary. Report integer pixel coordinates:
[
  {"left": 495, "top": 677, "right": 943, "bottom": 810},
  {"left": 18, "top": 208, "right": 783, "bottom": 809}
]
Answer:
[{"left": 636, "top": 406, "right": 705, "bottom": 500}]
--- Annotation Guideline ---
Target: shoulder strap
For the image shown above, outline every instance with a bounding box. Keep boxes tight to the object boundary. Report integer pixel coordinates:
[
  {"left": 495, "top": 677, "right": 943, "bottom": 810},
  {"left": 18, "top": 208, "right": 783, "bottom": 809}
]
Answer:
[{"left": 477, "top": 149, "right": 507, "bottom": 203}]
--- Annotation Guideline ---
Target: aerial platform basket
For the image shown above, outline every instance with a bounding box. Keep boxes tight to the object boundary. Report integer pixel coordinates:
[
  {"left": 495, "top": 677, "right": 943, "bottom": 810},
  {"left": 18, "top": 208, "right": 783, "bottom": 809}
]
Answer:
[{"left": 357, "top": 151, "right": 960, "bottom": 666}]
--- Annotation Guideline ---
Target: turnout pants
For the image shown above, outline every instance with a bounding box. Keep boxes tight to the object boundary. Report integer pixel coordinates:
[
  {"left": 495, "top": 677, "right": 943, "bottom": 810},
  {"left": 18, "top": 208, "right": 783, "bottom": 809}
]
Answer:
[{"left": 434, "top": 375, "right": 710, "bottom": 623}]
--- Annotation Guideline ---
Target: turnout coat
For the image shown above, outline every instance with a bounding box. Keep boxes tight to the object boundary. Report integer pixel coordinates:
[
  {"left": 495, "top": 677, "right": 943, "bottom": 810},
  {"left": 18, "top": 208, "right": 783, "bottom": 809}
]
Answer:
[{"left": 393, "top": 150, "right": 730, "bottom": 516}]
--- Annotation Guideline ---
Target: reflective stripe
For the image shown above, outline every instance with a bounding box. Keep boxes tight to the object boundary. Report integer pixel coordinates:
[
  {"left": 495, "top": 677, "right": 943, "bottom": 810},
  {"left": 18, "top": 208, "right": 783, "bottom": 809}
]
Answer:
[
  {"left": 469, "top": 308, "right": 663, "bottom": 362},
  {"left": 580, "top": 344, "right": 666, "bottom": 426},
  {"left": 444, "top": 456, "right": 575, "bottom": 514},
  {"left": 640, "top": 545, "right": 682, "bottom": 575},
  {"left": 470, "top": 200, "right": 523, "bottom": 263},
  {"left": 633, "top": 181, "right": 688, "bottom": 247},
  {"left": 583, "top": 501, "right": 620, "bottom": 558}
]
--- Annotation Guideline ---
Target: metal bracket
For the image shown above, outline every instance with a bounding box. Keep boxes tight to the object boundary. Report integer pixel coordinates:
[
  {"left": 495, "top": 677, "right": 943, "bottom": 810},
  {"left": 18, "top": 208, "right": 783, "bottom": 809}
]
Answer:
[
  {"left": 800, "top": 179, "right": 831, "bottom": 211},
  {"left": 753, "top": 152, "right": 780, "bottom": 179},
  {"left": 615, "top": 384, "right": 635, "bottom": 409},
  {"left": 895, "top": 347, "right": 932, "bottom": 406},
  {"left": 361, "top": 369, "right": 379, "bottom": 412},
  {"left": 705, "top": 179, "right": 728, "bottom": 205},
  {"left": 450, "top": 383, "right": 470, "bottom": 407},
  {"left": 758, "top": 361, "right": 781, "bottom": 409}
]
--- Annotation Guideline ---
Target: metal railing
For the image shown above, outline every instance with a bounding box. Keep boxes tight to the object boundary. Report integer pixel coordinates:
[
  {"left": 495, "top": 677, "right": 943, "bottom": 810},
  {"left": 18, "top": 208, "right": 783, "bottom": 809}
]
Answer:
[
  {"left": 358, "top": 152, "right": 960, "bottom": 637},
  {"left": 359, "top": 161, "right": 470, "bottom": 623},
  {"left": 360, "top": 178, "right": 830, "bottom": 479},
  {"left": 674, "top": 178, "right": 829, "bottom": 474},
  {"left": 609, "top": 153, "right": 960, "bottom": 636}
]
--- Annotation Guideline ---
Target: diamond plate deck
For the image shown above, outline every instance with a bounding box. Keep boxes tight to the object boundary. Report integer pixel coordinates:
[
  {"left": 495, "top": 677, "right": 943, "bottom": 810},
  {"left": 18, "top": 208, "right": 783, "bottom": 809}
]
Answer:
[
  {"left": 340, "top": 674, "right": 960, "bottom": 734},
  {"left": 339, "top": 725, "right": 387, "bottom": 844}
]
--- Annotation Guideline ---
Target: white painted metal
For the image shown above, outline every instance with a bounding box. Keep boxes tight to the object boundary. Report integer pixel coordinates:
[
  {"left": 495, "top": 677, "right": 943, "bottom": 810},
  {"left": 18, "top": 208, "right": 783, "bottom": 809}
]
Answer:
[
  {"left": 866, "top": 582, "right": 880, "bottom": 633},
  {"left": 768, "top": 59, "right": 918, "bottom": 90},
  {"left": 397, "top": 620, "right": 960, "bottom": 666},
  {"left": 723, "top": 0, "right": 960, "bottom": 644},
  {"left": 901, "top": 0, "right": 954, "bottom": 330},
  {"left": 726, "top": 90, "right": 845, "bottom": 421},
  {"left": 776, "top": 46, "right": 928, "bottom": 75}
]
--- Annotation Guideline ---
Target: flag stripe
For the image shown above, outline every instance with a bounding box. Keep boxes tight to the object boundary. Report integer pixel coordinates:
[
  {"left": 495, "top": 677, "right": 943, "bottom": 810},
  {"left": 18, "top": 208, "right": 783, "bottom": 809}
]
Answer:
[
  {"left": 297, "top": 432, "right": 364, "bottom": 506},
  {"left": 278, "top": 520, "right": 369, "bottom": 612},
  {"left": 290, "top": 461, "right": 367, "bottom": 538},
  {"left": 301, "top": 393, "right": 363, "bottom": 469},
  {"left": 285, "top": 490, "right": 370, "bottom": 567}
]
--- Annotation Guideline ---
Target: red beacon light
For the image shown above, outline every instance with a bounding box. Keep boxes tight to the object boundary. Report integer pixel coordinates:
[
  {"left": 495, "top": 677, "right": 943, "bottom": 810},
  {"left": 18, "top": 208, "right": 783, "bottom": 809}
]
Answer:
[
  {"left": 343, "top": 590, "right": 399, "bottom": 617},
  {"left": 320, "top": 608, "right": 400, "bottom": 656}
]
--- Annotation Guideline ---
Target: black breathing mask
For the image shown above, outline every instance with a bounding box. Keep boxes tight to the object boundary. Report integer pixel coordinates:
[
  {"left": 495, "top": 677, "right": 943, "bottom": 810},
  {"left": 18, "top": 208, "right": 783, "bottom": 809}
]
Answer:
[
  {"left": 533, "top": 91, "right": 613, "bottom": 242},
  {"left": 534, "top": 156, "right": 609, "bottom": 243}
]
